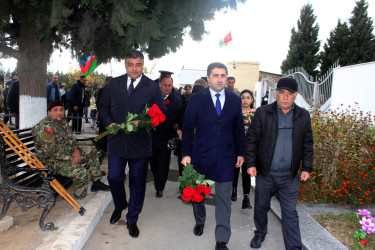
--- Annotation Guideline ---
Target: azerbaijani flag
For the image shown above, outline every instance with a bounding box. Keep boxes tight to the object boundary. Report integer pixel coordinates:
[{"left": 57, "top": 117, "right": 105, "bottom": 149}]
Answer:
[
  {"left": 219, "top": 31, "right": 232, "bottom": 48},
  {"left": 79, "top": 52, "right": 99, "bottom": 76}
]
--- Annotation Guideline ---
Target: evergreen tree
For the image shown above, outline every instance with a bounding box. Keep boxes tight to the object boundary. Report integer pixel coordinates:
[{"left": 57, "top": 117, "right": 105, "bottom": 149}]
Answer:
[
  {"left": 281, "top": 3, "right": 321, "bottom": 76},
  {"left": 0, "top": 0, "right": 244, "bottom": 126},
  {"left": 320, "top": 20, "right": 351, "bottom": 74},
  {"left": 347, "top": 0, "right": 375, "bottom": 65}
]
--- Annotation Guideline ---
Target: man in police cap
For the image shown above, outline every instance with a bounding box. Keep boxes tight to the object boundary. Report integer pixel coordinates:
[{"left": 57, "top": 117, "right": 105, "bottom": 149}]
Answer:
[
  {"left": 32, "top": 100, "right": 110, "bottom": 199},
  {"left": 245, "top": 78, "right": 313, "bottom": 249}
]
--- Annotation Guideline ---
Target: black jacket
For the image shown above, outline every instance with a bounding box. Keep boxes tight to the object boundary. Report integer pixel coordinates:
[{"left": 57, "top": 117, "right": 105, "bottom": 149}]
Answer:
[
  {"left": 245, "top": 101, "right": 313, "bottom": 178},
  {"left": 6, "top": 80, "right": 19, "bottom": 114},
  {"left": 69, "top": 80, "right": 85, "bottom": 109},
  {"left": 152, "top": 92, "right": 182, "bottom": 150},
  {"left": 99, "top": 74, "right": 166, "bottom": 159}
]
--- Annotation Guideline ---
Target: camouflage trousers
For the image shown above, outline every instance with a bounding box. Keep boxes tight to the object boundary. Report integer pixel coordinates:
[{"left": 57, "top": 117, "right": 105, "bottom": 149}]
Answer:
[{"left": 44, "top": 146, "right": 102, "bottom": 197}]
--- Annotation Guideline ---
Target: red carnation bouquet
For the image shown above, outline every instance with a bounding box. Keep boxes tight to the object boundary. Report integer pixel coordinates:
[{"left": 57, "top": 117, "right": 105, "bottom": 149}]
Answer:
[
  {"left": 94, "top": 104, "right": 165, "bottom": 142},
  {"left": 178, "top": 163, "right": 214, "bottom": 203}
]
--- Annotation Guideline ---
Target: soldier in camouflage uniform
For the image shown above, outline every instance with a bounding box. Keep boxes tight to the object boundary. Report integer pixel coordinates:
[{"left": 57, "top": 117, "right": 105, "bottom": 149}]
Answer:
[{"left": 32, "top": 100, "right": 109, "bottom": 199}]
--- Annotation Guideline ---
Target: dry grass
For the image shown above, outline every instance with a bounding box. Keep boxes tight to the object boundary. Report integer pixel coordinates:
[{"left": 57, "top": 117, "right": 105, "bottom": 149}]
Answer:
[{"left": 313, "top": 213, "right": 375, "bottom": 250}]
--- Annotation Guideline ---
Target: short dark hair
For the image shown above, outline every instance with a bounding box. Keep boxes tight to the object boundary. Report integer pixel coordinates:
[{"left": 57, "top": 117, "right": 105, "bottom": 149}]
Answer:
[
  {"left": 125, "top": 50, "right": 144, "bottom": 61},
  {"left": 207, "top": 62, "right": 228, "bottom": 76},
  {"left": 184, "top": 84, "right": 192, "bottom": 90},
  {"left": 80, "top": 75, "right": 86, "bottom": 79},
  {"left": 227, "top": 76, "right": 235, "bottom": 82},
  {"left": 11, "top": 72, "right": 18, "bottom": 77},
  {"left": 240, "top": 89, "right": 255, "bottom": 108}
]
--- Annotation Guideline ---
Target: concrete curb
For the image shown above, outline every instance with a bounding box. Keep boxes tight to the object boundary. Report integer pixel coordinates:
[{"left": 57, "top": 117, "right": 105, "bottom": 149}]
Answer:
[
  {"left": 36, "top": 191, "right": 112, "bottom": 250},
  {"left": 269, "top": 195, "right": 348, "bottom": 250}
]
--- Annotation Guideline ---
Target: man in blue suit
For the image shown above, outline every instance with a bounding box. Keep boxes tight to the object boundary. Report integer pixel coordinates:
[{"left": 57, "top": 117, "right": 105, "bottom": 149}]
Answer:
[
  {"left": 99, "top": 50, "right": 166, "bottom": 238},
  {"left": 181, "top": 62, "right": 245, "bottom": 250}
]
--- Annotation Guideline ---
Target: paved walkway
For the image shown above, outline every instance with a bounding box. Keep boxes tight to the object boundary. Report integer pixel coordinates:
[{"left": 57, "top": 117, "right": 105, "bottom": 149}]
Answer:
[{"left": 83, "top": 155, "right": 285, "bottom": 250}]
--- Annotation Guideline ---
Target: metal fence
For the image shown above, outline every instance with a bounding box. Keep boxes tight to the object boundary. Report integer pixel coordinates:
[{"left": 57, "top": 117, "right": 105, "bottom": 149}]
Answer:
[{"left": 283, "top": 61, "right": 340, "bottom": 111}]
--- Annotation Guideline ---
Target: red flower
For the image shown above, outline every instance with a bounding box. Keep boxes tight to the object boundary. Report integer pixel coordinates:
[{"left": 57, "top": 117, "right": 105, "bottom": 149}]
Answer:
[
  {"left": 182, "top": 194, "right": 192, "bottom": 202},
  {"left": 159, "top": 113, "right": 166, "bottom": 123},
  {"left": 148, "top": 104, "right": 158, "bottom": 117},
  {"left": 196, "top": 184, "right": 205, "bottom": 194},
  {"left": 360, "top": 239, "right": 367, "bottom": 245},
  {"left": 148, "top": 104, "right": 163, "bottom": 118},
  {"left": 192, "top": 194, "right": 204, "bottom": 203},
  {"left": 165, "top": 99, "right": 170, "bottom": 105},
  {"left": 203, "top": 186, "right": 211, "bottom": 196},
  {"left": 183, "top": 186, "right": 195, "bottom": 197},
  {"left": 151, "top": 117, "right": 160, "bottom": 126}
]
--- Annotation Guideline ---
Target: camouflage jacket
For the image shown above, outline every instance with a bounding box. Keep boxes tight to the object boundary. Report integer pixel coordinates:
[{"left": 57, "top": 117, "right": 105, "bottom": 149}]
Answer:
[{"left": 32, "top": 115, "right": 78, "bottom": 163}]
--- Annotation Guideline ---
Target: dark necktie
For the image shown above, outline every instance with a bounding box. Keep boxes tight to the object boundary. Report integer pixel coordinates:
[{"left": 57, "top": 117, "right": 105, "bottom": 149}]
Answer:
[
  {"left": 128, "top": 78, "right": 136, "bottom": 96},
  {"left": 215, "top": 93, "right": 221, "bottom": 116}
]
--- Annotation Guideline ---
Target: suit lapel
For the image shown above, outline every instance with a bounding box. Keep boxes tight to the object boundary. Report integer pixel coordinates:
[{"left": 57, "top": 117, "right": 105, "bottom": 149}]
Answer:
[
  {"left": 202, "top": 88, "right": 218, "bottom": 116},
  {"left": 221, "top": 88, "right": 231, "bottom": 116}
]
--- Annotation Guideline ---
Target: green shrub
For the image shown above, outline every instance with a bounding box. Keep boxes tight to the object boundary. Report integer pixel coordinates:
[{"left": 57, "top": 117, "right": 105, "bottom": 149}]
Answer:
[{"left": 299, "top": 105, "right": 375, "bottom": 206}]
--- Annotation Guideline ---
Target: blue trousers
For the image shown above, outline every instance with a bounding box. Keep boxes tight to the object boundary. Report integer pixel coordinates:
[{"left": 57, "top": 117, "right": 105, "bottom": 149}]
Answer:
[
  {"left": 254, "top": 174, "right": 301, "bottom": 250},
  {"left": 107, "top": 155, "right": 148, "bottom": 223}
]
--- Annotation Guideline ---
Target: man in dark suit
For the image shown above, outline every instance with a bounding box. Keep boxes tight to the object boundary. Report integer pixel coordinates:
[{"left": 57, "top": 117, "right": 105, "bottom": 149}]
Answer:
[
  {"left": 181, "top": 62, "right": 245, "bottom": 250},
  {"left": 150, "top": 75, "right": 181, "bottom": 198},
  {"left": 99, "top": 50, "right": 166, "bottom": 238}
]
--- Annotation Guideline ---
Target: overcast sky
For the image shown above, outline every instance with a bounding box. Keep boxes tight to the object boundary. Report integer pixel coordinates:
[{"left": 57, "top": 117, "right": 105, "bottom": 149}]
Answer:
[{"left": 1, "top": 0, "right": 375, "bottom": 82}]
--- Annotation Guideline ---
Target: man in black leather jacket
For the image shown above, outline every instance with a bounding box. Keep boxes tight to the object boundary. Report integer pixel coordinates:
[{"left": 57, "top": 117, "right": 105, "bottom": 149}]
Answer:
[{"left": 245, "top": 78, "right": 313, "bottom": 250}]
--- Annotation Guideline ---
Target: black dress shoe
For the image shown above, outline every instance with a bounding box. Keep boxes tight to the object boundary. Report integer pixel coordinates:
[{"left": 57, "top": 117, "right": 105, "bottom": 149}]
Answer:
[
  {"left": 91, "top": 180, "right": 110, "bottom": 192},
  {"left": 250, "top": 235, "right": 265, "bottom": 248},
  {"left": 127, "top": 222, "right": 139, "bottom": 238},
  {"left": 231, "top": 188, "right": 237, "bottom": 201},
  {"left": 110, "top": 202, "right": 128, "bottom": 224},
  {"left": 215, "top": 242, "right": 229, "bottom": 250},
  {"left": 242, "top": 195, "right": 252, "bottom": 209},
  {"left": 155, "top": 190, "right": 163, "bottom": 198},
  {"left": 193, "top": 224, "right": 204, "bottom": 236}
]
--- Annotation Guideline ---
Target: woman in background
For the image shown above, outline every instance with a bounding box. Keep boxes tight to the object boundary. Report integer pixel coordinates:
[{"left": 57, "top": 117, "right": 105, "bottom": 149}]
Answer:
[{"left": 231, "top": 89, "right": 255, "bottom": 209}]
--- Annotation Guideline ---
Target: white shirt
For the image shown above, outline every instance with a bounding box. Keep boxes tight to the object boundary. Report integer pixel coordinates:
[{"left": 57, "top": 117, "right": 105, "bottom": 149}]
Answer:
[
  {"left": 127, "top": 75, "right": 142, "bottom": 90},
  {"left": 209, "top": 87, "right": 225, "bottom": 110}
]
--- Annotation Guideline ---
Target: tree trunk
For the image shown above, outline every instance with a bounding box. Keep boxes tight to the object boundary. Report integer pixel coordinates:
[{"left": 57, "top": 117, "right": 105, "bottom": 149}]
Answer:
[{"left": 17, "top": 18, "right": 50, "bottom": 128}]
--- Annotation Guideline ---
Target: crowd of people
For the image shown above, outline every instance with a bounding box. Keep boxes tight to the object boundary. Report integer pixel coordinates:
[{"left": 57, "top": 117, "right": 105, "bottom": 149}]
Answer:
[{"left": 3, "top": 49, "right": 313, "bottom": 250}]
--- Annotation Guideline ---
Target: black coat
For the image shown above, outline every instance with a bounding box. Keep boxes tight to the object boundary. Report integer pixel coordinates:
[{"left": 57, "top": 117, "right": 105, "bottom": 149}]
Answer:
[
  {"left": 245, "top": 101, "right": 313, "bottom": 178},
  {"left": 69, "top": 80, "right": 85, "bottom": 109},
  {"left": 6, "top": 80, "right": 19, "bottom": 114},
  {"left": 99, "top": 74, "right": 166, "bottom": 159},
  {"left": 152, "top": 93, "right": 182, "bottom": 150}
]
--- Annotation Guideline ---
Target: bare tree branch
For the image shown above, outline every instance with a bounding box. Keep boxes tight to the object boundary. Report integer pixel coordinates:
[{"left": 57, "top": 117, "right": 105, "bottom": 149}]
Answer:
[{"left": 0, "top": 43, "right": 20, "bottom": 59}]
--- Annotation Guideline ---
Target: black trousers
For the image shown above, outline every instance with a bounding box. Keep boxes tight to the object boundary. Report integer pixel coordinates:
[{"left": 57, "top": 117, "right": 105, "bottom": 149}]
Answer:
[
  {"left": 71, "top": 108, "right": 83, "bottom": 132},
  {"left": 232, "top": 164, "right": 251, "bottom": 195},
  {"left": 149, "top": 147, "right": 171, "bottom": 192},
  {"left": 107, "top": 155, "right": 148, "bottom": 223},
  {"left": 254, "top": 174, "right": 301, "bottom": 250}
]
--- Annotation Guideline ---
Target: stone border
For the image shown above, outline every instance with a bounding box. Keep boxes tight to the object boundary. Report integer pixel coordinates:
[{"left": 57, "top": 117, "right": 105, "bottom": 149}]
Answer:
[
  {"left": 269, "top": 195, "right": 348, "bottom": 250},
  {"left": 36, "top": 191, "right": 112, "bottom": 250}
]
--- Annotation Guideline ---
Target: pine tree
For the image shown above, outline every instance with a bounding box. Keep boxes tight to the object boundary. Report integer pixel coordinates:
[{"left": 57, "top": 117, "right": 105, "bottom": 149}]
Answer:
[
  {"left": 347, "top": 0, "right": 375, "bottom": 65},
  {"left": 320, "top": 20, "right": 351, "bottom": 74},
  {"left": 281, "top": 3, "right": 321, "bottom": 76}
]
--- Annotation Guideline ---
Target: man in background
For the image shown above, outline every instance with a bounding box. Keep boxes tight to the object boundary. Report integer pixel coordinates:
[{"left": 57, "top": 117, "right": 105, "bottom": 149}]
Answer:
[
  {"left": 226, "top": 76, "right": 240, "bottom": 95},
  {"left": 150, "top": 75, "right": 181, "bottom": 198},
  {"left": 69, "top": 76, "right": 86, "bottom": 134},
  {"left": 46, "top": 75, "right": 61, "bottom": 105}
]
